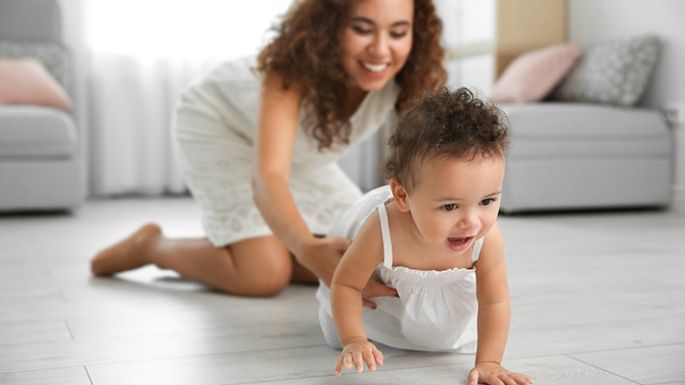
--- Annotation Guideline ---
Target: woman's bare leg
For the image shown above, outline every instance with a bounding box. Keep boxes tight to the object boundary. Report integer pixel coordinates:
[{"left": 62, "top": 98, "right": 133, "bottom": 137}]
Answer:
[
  {"left": 91, "top": 223, "right": 163, "bottom": 276},
  {"left": 288, "top": 234, "right": 327, "bottom": 284},
  {"left": 91, "top": 223, "right": 294, "bottom": 296},
  {"left": 290, "top": 257, "right": 318, "bottom": 284}
]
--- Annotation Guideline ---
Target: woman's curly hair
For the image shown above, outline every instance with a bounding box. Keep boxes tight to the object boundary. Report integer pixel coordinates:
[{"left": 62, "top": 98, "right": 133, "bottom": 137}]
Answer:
[
  {"left": 256, "top": 0, "right": 446, "bottom": 150},
  {"left": 383, "top": 87, "right": 510, "bottom": 191}
]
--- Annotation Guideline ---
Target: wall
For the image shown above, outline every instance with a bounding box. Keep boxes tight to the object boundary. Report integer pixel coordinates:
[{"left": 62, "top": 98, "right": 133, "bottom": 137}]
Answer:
[{"left": 568, "top": 0, "right": 685, "bottom": 210}]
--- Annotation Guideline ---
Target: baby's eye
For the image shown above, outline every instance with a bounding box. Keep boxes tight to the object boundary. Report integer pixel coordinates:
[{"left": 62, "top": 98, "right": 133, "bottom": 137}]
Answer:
[
  {"left": 480, "top": 198, "right": 496, "bottom": 206},
  {"left": 441, "top": 203, "right": 458, "bottom": 211}
]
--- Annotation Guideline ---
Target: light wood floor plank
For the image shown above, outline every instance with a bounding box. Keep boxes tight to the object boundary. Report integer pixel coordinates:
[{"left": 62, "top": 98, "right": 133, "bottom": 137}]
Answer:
[
  {"left": 0, "top": 317, "right": 72, "bottom": 345},
  {"left": 254, "top": 355, "right": 638, "bottom": 385},
  {"left": 0, "top": 314, "right": 323, "bottom": 372},
  {"left": 0, "top": 366, "right": 92, "bottom": 385},
  {"left": 570, "top": 344, "right": 685, "bottom": 385},
  {"left": 85, "top": 345, "right": 473, "bottom": 385}
]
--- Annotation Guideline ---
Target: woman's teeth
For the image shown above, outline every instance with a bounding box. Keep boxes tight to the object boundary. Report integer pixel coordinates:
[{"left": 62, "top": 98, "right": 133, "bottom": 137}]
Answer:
[{"left": 362, "top": 62, "right": 387, "bottom": 73}]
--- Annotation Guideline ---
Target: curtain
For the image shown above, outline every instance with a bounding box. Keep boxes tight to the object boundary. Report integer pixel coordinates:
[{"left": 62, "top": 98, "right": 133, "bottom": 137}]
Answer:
[
  {"left": 59, "top": 0, "right": 291, "bottom": 196},
  {"left": 87, "top": 56, "right": 213, "bottom": 195}
]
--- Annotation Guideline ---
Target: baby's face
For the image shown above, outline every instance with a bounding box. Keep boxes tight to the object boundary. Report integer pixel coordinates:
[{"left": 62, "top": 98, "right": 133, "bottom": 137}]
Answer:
[{"left": 404, "top": 155, "right": 505, "bottom": 256}]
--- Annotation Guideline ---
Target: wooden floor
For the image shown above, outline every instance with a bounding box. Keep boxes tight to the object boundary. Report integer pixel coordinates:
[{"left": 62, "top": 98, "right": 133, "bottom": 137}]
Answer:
[{"left": 1, "top": 197, "right": 684, "bottom": 385}]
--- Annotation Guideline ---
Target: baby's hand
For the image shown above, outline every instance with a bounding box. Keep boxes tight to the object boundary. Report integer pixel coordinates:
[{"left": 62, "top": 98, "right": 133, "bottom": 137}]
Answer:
[
  {"left": 334, "top": 338, "right": 384, "bottom": 376},
  {"left": 467, "top": 362, "right": 533, "bottom": 385}
]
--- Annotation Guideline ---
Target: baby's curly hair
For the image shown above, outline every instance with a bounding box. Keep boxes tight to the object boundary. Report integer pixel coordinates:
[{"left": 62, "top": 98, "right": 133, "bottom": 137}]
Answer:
[
  {"left": 383, "top": 87, "right": 509, "bottom": 191},
  {"left": 256, "top": 0, "right": 446, "bottom": 150}
]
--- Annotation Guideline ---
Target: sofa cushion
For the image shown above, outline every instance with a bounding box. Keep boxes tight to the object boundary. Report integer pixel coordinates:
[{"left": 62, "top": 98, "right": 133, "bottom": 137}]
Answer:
[
  {"left": 500, "top": 103, "right": 670, "bottom": 158},
  {"left": 492, "top": 43, "right": 581, "bottom": 104},
  {"left": 0, "top": 58, "right": 72, "bottom": 109},
  {"left": 0, "top": 40, "right": 71, "bottom": 91},
  {"left": 551, "top": 35, "right": 660, "bottom": 106},
  {"left": 0, "top": 105, "right": 77, "bottom": 158}
]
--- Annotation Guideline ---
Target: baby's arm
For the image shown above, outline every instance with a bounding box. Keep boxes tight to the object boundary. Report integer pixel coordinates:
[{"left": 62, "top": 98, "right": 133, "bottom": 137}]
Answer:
[
  {"left": 330, "top": 212, "right": 385, "bottom": 375},
  {"left": 470, "top": 222, "right": 533, "bottom": 385}
]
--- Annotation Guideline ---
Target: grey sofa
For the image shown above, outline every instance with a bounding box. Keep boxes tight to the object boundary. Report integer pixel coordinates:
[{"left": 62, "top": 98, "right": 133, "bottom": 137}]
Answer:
[
  {"left": 0, "top": 0, "right": 84, "bottom": 211},
  {"left": 499, "top": 103, "right": 672, "bottom": 212}
]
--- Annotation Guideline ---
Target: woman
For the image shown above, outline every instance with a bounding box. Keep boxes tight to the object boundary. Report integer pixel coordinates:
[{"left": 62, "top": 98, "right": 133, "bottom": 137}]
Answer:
[{"left": 91, "top": 0, "right": 446, "bottom": 298}]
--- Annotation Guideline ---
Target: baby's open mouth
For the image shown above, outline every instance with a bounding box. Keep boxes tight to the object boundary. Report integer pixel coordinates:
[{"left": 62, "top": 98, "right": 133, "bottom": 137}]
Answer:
[{"left": 447, "top": 236, "right": 472, "bottom": 246}]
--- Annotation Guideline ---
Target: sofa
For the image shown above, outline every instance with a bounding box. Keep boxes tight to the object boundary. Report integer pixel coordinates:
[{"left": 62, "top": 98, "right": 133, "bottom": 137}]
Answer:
[
  {"left": 499, "top": 103, "right": 672, "bottom": 212},
  {"left": 491, "top": 37, "right": 673, "bottom": 212},
  {"left": 0, "top": 0, "right": 84, "bottom": 211}
]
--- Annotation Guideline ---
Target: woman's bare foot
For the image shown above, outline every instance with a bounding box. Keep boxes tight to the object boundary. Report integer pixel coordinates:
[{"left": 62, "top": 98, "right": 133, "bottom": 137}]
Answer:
[{"left": 91, "top": 223, "right": 163, "bottom": 276}]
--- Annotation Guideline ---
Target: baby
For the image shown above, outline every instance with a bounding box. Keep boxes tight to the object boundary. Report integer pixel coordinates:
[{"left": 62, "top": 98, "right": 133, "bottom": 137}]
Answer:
[{"left": 316, "top": 88, "right": 532, "bottom": 385}]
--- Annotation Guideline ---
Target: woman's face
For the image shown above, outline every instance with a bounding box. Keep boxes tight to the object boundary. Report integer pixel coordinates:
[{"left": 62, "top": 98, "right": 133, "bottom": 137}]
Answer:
[{"left": 340, "top": 0, "right": 414, "bottom": 92}]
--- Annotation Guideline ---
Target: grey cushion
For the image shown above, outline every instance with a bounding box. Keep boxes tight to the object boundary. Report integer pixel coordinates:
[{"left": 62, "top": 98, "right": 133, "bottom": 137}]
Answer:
[
  {"left": 551, "top": 35, "right": 660, "bottom": 106},
  {"left": 0, "top": 105, "right": 77, "bottom": 158}
]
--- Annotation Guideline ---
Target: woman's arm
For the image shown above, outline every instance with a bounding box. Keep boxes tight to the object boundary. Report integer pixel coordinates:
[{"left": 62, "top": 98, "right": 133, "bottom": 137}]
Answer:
[
  {"left": 469, "top": 222, "right": 532, "bottom": 385},
  {"left": 331, "top": 212, "right": 385, "bottom": 374},
  {"left": 252, "top": 72, "right": 345, "bottom": 286}
]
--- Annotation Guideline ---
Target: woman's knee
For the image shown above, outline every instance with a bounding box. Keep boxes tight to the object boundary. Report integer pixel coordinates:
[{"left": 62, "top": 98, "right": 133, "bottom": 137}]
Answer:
[
  {"left": 248, "top": 256, "right": 292, "bottom": 296},
  {"left": 228, "top": 237, "right": 293, "bottom": 296}
]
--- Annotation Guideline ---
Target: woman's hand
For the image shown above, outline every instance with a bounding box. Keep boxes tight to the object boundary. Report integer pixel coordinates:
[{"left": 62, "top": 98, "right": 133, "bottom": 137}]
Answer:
[
  {"left": 296, "top": 236, "right": 349, "bottom": 287},
  {"left": 335, "top": 338, "right": 384, "bottom": 375},
  {"left": 362, "top": 277, "right": 398, "bottom": 308},
  {"left": 297, "top": 237, "right": 397, "bottom": 308},
  {"left": 468, "top": 362, "right": 533, "bottom": 385}
]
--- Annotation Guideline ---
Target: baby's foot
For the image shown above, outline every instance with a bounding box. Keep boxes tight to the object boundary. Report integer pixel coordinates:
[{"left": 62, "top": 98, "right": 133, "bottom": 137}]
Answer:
[{"left": 91, "top": 223, "right": 162, "bottom": 276}]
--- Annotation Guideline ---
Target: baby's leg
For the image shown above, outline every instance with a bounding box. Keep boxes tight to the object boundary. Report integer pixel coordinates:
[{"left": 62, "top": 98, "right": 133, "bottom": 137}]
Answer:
[{"left": 318, "top": 305, "right": 343, "bottom": 350}]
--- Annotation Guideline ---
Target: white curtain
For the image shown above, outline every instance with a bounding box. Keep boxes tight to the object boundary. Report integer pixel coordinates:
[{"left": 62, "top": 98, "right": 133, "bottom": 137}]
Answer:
[
  {"left": 59, "top": 0, "right": 292, "bottom": 196},
  {"left": 87, "top": 55, "right": 214, "bottom": 195}
]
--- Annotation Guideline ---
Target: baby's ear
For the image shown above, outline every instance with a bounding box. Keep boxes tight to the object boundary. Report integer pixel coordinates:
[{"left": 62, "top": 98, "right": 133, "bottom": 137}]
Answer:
[{"left": 389, "top": 178, "right": 411, "bottom": 213}]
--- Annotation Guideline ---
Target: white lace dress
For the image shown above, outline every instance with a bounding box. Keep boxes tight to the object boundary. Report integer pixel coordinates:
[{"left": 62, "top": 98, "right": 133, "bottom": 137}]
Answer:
[{"left": 172, "top": 56, "right": 399, "bottom": 247}]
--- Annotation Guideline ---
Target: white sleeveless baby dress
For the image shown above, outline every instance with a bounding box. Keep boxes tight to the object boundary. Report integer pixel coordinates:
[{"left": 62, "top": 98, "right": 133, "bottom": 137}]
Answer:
[
  {"left": 317, "top": 186, "right": 481, "bottom": 353},
  {"left": 172, "top": 56, "right": 399, "bottom": 246}
]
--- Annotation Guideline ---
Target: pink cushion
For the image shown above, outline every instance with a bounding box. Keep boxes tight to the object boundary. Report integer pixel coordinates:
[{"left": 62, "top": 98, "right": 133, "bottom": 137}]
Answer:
[
  {"left": 0, "top": 58, "right": 72, "bottom": 110},
  {"left": 492, "top": 43, "right": 582, "bottom": 104}
]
